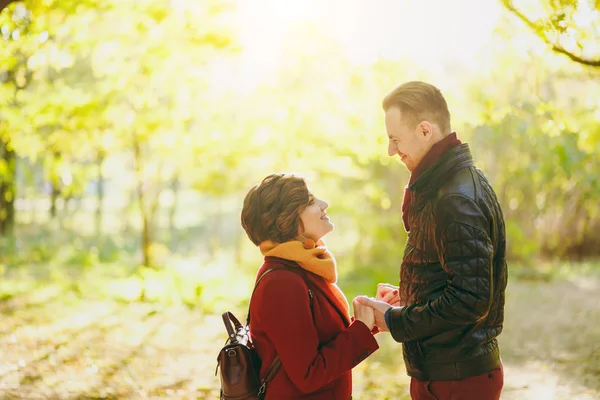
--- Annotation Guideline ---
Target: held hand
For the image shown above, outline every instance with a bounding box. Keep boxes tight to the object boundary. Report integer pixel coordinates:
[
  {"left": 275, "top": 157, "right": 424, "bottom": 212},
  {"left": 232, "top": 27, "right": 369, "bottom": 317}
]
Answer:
[
  {"left": 376, "top": 283, "right": 401, "bottom": 306},
  {"left": 356, "top": 296, "right": 393, "bottom": 332},
  {"left": 352, "top": 297, "right": 375, "bottom": 331}
]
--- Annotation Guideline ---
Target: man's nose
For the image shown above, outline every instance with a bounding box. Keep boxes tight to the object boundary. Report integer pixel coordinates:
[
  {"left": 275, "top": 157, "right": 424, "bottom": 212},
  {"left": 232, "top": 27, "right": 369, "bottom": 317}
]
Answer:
[{"left": 388, "top": 142, "right": 396, "bottom": 157}]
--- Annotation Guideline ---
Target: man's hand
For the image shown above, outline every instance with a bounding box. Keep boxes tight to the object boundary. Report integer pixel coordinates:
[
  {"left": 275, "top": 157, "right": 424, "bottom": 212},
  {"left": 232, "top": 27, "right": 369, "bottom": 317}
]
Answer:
[
  {"left": 356, "top": 296, "right": 393, "bottom": 332},
  {"left": 376, "top": 283, "right": 401, "bottom": 306}
]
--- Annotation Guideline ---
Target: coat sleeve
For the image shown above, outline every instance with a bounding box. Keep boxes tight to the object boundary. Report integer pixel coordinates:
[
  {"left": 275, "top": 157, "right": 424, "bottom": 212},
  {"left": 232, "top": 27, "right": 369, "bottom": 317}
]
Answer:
[
  {"left": 256, "top": 271, "right": 379, "bottom": 394},
  {"left": 388, "top": 193, "right": 494, "bottom": 343}
]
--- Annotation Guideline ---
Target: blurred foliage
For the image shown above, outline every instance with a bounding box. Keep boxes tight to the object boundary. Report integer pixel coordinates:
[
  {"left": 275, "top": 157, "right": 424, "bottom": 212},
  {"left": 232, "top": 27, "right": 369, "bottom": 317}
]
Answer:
[
  {"left": 502, "top": 0, "right": 600, "bottom": 67},
  {"left": 0, "top": 0, "right": 598, "bottom": 293},
  {"left": 465, "top": 7, "right": 600, "bottom": 260}
]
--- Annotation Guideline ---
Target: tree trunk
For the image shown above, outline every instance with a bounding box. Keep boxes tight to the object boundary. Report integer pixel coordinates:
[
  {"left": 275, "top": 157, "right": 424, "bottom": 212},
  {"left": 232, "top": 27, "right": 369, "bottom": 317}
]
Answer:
[
  {"left": 49, "top": 151, "right": 61, "bottom": 221},
  {"left": 141, "top": 211, "right": 151, "bottom": 267},
  {"left": 0, "top": 1, "right": 17, "bottom": 12},
  {"left": 95, "top": 149, "right": 105, "bottom": 237},
  {"left": 133, "top": 135, "right": 150, "bottom": 266},
  {"left": 121, "top": 188, "right": 136, "bottom": 235},
  {"left": 132, "top": 134, "right": 161, "bottom": 267},
  {"left": 138, "top": 184, "right": 161, "bottom": 268},
  {"left": 234, "top": 220, "right": 244, "bottom": 265},
  {"left": 0, "top": 138, "right": 16, "bottom": 237},
  {"left": 50, "top": 181, "right": 59, "bottom": 220},
  {"left": 168, "top": 173, "right": 179, "bottom": 247}
]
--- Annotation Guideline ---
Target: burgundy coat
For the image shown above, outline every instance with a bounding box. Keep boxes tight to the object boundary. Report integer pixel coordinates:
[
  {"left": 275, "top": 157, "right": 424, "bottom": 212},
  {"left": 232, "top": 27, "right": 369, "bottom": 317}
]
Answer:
[{"left": 249, "top": 256, "right": 379, "bottom": 400}]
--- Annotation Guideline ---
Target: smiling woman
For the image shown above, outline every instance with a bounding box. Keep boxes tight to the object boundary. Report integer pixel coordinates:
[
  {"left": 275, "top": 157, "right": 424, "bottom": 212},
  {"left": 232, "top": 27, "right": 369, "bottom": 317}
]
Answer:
[
  {"left": 238, "top": 172, "right": 379, "bottom": 399},
  {"left": 299, "top": 194, "right": 334, "bottom": 244}
]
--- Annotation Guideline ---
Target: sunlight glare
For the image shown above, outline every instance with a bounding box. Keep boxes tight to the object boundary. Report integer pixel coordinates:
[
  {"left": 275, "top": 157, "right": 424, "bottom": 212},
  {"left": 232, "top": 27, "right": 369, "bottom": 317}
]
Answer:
[{"left": 233, "top": 0, "right": 503, "bottom": 90}]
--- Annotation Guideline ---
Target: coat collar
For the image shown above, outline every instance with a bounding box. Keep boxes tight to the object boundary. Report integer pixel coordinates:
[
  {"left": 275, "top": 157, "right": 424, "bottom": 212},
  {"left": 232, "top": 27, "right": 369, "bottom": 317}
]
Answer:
[{"left": 409, "top": 143, "right": 474, "bottom": 195}]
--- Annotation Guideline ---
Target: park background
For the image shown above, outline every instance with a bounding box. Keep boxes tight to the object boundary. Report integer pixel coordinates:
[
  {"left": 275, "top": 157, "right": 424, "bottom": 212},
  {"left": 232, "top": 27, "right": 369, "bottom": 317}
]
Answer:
[{"left": 0, "top": 0, "right": 599, "bottom": 398}]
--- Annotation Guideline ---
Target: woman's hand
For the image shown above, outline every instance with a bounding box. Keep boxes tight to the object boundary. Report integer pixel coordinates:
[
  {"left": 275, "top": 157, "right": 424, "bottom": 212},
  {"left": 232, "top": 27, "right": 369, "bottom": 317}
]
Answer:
[
  {"left": 376, "top": 283, "right": 401, "bottom": 306},
  {"left": 352, "top": 296, "right": 375, "bottom": 331}
]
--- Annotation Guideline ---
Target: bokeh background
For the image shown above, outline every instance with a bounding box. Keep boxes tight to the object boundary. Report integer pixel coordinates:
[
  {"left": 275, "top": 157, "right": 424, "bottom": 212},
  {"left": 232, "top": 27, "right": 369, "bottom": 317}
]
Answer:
[{"left": 0, "top": 0, "right": 599, "bottom": 399}]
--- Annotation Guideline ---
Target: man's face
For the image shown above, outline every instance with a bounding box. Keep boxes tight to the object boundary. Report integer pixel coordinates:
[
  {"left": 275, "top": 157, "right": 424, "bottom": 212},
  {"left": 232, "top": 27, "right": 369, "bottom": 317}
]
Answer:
[{"left": 384, "top": 107, "right": 431, "bottom": 173}]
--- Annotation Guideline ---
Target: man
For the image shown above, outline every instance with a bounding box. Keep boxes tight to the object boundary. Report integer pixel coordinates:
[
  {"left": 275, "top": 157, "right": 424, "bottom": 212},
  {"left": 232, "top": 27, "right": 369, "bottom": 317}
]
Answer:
[{"left": 357, "top": 81, "right": 508, "bottom": 400}]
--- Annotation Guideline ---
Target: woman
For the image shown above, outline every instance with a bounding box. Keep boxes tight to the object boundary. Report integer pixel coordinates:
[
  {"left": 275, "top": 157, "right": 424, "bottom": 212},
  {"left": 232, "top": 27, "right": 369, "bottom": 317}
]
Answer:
[{"left": 241, "top": 173, "right": 379, "bottom": 400}]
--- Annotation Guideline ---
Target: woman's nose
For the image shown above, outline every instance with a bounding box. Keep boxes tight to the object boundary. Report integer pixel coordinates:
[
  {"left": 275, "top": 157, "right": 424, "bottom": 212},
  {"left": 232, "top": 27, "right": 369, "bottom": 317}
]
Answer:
[{"left": 321, "top": 200, "right": 328, "bottom": 210}]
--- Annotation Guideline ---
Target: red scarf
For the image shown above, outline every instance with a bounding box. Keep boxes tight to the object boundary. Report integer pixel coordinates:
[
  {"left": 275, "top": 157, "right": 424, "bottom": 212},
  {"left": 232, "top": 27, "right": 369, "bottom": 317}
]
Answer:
[{"left": 401, "top": 132, "right": 462, "bottom": 232}]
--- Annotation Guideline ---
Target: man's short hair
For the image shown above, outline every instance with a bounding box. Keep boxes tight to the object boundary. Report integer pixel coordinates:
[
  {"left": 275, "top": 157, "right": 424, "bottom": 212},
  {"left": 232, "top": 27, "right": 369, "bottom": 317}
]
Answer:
[
  {"left": 382, "top": 81, "right": 451, "bottom": 135},
  {"left": 241, "top": 173, "right": 310, "bottom": 246}
]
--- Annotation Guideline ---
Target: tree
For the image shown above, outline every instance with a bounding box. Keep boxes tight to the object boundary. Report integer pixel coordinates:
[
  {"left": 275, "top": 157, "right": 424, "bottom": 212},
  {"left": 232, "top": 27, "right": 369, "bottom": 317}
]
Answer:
[
  {"left": 2, "top": 0, "right": 239, "bottom": 267},
  {"left": 463, "top": 46, "right": 600, "bottom": 260},
  {"left": 91, "top": 0, "right": 239, "bottom": 266},
  {"left": 1, "top": 2, "right": 39, "bottom": 236},
  {"left": 501, "top": 0, "right": 600, "bottom": 67},
  {"left": 1, "top": 0, "right": 106, "bottom": 237}
]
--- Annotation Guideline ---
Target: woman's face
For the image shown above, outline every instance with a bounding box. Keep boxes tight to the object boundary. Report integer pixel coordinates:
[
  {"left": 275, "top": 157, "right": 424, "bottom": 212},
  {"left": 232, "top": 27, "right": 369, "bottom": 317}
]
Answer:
[{"left": 299, "top": 194, "right": 334, "bottom": 242}]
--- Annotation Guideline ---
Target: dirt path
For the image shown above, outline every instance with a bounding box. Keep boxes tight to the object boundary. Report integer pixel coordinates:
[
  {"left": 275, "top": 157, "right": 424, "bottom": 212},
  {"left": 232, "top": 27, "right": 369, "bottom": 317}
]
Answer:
[
  {"left": 0, "top": 278, "right": 598, "bottom": 399},
  {"left": 498, "top": 277, "right": 600, "bottom": 400}
]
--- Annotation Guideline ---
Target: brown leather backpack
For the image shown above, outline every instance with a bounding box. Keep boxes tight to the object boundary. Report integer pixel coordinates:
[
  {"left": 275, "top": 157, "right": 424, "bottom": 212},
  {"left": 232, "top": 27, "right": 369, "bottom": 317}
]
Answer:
[{"left": 215, "top": 267, "right": 313, "bottom": 400}]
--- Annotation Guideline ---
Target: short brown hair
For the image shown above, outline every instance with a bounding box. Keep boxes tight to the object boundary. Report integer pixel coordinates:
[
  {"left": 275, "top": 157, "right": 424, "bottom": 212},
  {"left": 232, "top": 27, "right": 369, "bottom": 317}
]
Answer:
[
  {"left": 382, "top": 81, "right": 451, "bottom": 134},
  {"left": 241, "top": 173, "right": 310, "bottom": 246}
]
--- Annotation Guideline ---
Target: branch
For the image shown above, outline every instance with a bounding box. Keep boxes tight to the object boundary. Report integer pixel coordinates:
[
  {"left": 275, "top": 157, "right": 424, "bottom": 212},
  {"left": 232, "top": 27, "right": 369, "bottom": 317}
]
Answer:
[
  {"left": 0, "top": 0, "right": 16, "bottom": 12},
  {"left": 502, "top": 0, "right": 600, "bottom": 68},
  {"left": 501, "top": 0, "right": 548, "bottom": 41},
  {"left": 551, "top": 44, "right": 600, "bottom": 67}
]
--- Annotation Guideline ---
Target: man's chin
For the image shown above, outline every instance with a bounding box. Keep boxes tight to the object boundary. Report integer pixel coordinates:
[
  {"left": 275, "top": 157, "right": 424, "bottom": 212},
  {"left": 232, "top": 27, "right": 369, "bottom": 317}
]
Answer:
[{"left": 398, "top": 156, "right": 413, "bottom": 172}]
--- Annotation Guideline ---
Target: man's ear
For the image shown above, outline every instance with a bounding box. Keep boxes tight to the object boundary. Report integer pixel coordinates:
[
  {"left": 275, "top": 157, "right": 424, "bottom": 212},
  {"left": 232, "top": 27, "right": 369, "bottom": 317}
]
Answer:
[{"left": 418, "top": 121, "right": 435, "bottom": 141}]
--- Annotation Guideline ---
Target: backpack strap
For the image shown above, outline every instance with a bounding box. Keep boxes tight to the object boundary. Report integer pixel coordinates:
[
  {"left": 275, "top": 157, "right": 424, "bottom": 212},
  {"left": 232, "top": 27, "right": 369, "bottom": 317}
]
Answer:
[
  {"left": 258, "top": 355, "right": 282, "bottom": 396},
  {"left": 245, "top": 268, "right": 276, "bottom": 325},
  {"left": 246, "top": 266, "right": 313, "bottom": 325},
  {"left": 247, "top": 265, "right": 314, "bottom": 394}
]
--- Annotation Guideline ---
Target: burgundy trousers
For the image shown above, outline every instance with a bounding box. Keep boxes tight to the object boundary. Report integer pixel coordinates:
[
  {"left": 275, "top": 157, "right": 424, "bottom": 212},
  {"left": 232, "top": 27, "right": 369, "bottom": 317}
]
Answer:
[{"left": 410, "top": 364, "right": 504, "bottom": 400}]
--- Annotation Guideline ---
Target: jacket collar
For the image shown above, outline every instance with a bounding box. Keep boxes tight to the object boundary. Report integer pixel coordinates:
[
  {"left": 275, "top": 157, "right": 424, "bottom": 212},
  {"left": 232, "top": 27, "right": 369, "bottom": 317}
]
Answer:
[{"left": 409, "top": 143, "right": 474, "bottom": 195}]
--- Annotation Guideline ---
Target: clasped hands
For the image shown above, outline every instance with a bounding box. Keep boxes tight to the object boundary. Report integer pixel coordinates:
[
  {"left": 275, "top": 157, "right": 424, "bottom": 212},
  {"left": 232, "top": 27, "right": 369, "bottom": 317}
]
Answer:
[{"left": 352, "top": 283, "right": 403, "bottom": 332}]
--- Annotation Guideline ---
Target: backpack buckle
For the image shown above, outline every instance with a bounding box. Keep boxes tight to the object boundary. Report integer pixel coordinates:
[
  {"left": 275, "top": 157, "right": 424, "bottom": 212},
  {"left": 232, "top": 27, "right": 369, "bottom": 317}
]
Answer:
[{"left": 258, "top": 382, "right": 267, "bottom": 395}]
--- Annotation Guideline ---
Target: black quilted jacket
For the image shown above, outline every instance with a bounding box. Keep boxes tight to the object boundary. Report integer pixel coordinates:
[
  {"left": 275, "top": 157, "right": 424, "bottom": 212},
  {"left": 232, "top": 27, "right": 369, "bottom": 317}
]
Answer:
[{"left": 387, "top": 143, "right": 508, "bottom": 381}]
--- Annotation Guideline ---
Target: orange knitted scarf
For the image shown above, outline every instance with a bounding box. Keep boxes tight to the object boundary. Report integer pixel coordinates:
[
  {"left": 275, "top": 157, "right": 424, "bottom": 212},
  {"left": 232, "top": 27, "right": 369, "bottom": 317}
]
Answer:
[
  {"left": 258, "top": 239, "right": 349, "bottom": 318},
  {"left": 259, "top": 239, "right": 337, "bottom": 283}
]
